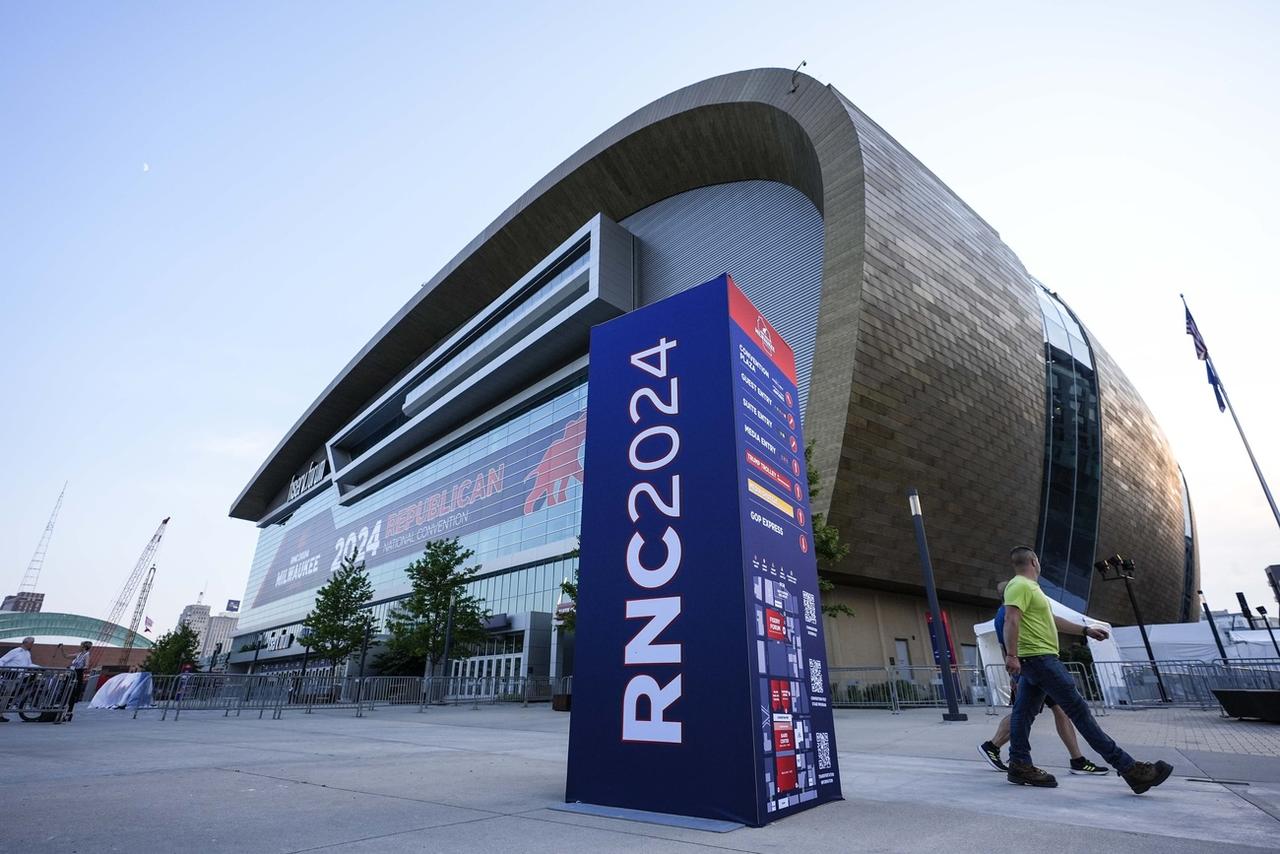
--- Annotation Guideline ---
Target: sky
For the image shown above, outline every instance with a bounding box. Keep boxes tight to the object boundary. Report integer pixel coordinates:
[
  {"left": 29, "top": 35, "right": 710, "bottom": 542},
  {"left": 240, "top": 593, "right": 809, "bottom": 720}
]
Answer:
[{"left": 1, "top": 1, "right": 1277, "bottom": 636}]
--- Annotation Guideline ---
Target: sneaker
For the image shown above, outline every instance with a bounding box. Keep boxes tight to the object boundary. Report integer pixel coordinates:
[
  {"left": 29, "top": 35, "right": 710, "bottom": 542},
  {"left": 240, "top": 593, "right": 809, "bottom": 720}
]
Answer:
[
  {"left": 1007, "top": 761, "right": 1058, "bottom": 787},
  {"left": 1122, "top": 760, "right": 1173, "bottom": 794},
  {"left": 978, "top": 741, "right": 1008, "bottom": 772},
  {"left": 1069, "top": 757, "right": 1110, "bottom": 775}
]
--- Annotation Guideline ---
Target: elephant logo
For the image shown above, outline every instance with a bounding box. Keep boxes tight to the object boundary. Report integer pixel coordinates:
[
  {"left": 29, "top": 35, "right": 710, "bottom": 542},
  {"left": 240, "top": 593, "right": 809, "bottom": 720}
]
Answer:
[{"left": 524, "top": 414, "right": 586, "bottom": 514}]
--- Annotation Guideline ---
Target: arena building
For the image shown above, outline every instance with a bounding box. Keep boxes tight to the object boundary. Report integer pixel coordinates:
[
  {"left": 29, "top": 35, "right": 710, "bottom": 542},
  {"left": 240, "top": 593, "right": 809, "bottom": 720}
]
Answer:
[{"left": 226, "top": 68, "right": 1197, "bottom": 678}]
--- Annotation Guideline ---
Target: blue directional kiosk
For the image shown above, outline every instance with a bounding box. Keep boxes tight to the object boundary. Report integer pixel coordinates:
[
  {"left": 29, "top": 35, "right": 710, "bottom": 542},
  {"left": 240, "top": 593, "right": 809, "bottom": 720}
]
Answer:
[{"left": 565, "top": 274, "right": 843, "bottom": 828}]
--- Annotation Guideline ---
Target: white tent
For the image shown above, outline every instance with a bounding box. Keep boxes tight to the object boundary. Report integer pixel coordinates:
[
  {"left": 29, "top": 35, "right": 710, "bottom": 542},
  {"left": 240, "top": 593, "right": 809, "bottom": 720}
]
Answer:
[{"left": 973, "top": 599, "right": 1124, "bottom": 708}]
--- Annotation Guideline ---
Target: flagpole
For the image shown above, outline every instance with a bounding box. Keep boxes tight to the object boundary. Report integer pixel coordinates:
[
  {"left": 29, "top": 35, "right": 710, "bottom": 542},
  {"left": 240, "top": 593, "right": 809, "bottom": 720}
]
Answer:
[{"left": 1211, "top": 357, "right": 1280, "bottom": 532}]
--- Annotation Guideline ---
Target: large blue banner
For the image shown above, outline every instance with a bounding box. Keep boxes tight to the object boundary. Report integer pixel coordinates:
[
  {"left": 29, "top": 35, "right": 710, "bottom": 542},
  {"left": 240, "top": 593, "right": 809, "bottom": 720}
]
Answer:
[
  {"left": 250, "top": 409, "right": 585, "bottom": 608},
  {"left": 567, "top": 274, "right": 841, "bottom": 827}
]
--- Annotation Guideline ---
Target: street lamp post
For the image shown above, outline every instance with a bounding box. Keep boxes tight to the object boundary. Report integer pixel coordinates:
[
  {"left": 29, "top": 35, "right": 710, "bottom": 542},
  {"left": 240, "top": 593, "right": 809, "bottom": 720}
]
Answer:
[
  {"left": 907, "top": 488, "right": 966, "bottom": 722},
  {"left": 1199, "top": 591, "right": 1228, "bottom": 660},
  {"left": 298, "top": 627, "right": 313, "bottom": 712},
  {"left": 1257, "top": 606, "right": 1280, "bottom": 658},
  {"left": 439, "top": 592, "right": 457, "bottom": 699},
  {"left": 354, "top": 623, "right": 373, "bottom": 715},
  {"left": 1095, "top": 556, "right": 1169, "bottom": 703},
  {"left": 249, "top": 632, "right": 264, "bottom": 675}
]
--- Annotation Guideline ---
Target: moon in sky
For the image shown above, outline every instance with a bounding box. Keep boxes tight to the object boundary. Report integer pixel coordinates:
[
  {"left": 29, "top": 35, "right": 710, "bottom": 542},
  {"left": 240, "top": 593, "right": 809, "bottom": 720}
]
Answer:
[{"left": 142, "top": 162, "right": 150, "bottom": 173}]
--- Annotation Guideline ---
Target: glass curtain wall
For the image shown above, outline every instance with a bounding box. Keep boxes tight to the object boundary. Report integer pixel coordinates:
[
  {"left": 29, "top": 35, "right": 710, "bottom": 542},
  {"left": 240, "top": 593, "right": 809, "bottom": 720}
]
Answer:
[
  {"left": 1033, "top": 287, "right": 1102, "bottom": 612},
  {"left": 1178, "top": 469, "right": 1196, "bottom": 622}
]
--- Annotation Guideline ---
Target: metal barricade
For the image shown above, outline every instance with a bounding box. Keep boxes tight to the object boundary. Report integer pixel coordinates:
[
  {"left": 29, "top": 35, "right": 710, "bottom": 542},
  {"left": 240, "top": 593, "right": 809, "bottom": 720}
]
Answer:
[
  {"left": 146, "top": 674, "right": 290, "bottom": 720},
  {"left": 352, "top": 676, "right": 423, "bottom": 716},
  {"left": 828, "top": 667, "right": 902, "bottom": 711},
  {"left": 0, "top": 667, "right": 77, "bottom": 722},
  {"left": 892, "top": 666, "right": 989, "bottom": 709},
  {"left": 1089, "top": 659, "right": 1215, "bottom": 708},
  {"left": 983, "top": 661, "right": 1106, "bottom": 716},
  {"left": 1196, "top": 658, "right": 1280, "bottom": 713}
]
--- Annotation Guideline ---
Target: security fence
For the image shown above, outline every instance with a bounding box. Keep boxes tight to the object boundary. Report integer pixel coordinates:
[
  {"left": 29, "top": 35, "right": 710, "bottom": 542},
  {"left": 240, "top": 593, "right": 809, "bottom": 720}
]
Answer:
[
  {"left": 144, "top": 673, "right": 292, "bottom": 720},
  {"left": 828, "top": 666, "right": 991, "bottom": 712},
  {"left": 108, "top": 658, "right": 1280, "bottom": 721},
  {"left": 0, "top": 667, "right": 78, "bottom": 722},
  {"left": 983, "top": 661, "right": 1107, "bottom": 716}
]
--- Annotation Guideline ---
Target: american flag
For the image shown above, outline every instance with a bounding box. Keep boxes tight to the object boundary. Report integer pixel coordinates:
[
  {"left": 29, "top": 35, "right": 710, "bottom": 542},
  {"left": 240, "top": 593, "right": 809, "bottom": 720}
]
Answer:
[
  {"left": 144, "top": 616, "right": 153, "bottom": 633},
  {"left": 1184, "top": 298, "right": 1226, "bottom": 413},
  {"left": 1185, "top": 305, "right": 1208, "bottom": 360}
]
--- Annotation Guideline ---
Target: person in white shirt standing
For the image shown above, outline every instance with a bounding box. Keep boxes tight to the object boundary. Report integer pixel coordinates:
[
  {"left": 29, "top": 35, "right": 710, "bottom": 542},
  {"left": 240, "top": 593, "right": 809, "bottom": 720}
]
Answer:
[
  {"left": 0, "top": 637, "right": 39, "bottom": 722},
  {"left": 56, "top": 640, "right": 93, "bottom": 720}
]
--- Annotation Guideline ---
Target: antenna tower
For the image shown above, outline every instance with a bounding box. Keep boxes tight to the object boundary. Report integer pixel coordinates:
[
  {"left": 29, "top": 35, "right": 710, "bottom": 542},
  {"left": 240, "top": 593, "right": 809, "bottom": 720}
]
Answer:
[
  {"left": 91, "top": 517, "right": 170, "bottom": 669},
  {"left": 120, "top": 565, "right": 157, "bottom": 664},
  {"left": 17, "top": 482, "right": 67, "bottom": 596}
]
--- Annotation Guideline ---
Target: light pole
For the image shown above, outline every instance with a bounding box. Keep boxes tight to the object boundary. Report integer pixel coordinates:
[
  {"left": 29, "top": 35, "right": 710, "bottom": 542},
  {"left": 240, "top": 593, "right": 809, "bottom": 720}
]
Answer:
[
  {"left": 907, "top": 488, "right": 966, "bottom": 722},
  {"left": 1199, "top": 591, "right": 1228, "bottom": 660},
  {"left": 1095, "top": 556, "right": 1169, "bottom": 703},
  {"left": 354, "top": 622, "right": 373, "bottom": 714},
  {"left": 249, "top": 632, "right": 264, "bottom": 675},
  {"left": 1257, "top": 606, "right": 1280, "bottom": 658},
  {"left": 298, "top": 627, "right": 313, "bottom": 711}
]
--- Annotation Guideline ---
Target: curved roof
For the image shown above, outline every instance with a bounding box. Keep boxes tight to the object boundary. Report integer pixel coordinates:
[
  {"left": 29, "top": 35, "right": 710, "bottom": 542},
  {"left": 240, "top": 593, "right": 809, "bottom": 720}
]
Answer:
[
  {"left": 0, "top": 612, "right": 153, "bottom": 648},
  {"left": 231, "top": 67, "right": 864, "bottom": 521}
]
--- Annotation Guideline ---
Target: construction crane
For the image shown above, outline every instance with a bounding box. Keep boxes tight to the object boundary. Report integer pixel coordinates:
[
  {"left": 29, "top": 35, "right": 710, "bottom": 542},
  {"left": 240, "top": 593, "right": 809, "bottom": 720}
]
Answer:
[
  {"left": 8, "top": 482, "right": 67, "bottom": 612},
  {"left": 119, "top": 564, "right": 157, "bottom": 665},
  {"left": 91, "top": 517, "right": 169, "bottom": 670}
]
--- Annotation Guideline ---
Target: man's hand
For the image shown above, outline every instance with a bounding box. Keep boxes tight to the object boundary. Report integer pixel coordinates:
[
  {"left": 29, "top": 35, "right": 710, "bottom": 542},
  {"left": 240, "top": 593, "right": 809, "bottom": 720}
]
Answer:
[
  {"left": 1084, "top": 626, "right": 1109, "bottom": 641},
  {"left": 1005, "top": 653, "right": 1021, "bottom": 676}
]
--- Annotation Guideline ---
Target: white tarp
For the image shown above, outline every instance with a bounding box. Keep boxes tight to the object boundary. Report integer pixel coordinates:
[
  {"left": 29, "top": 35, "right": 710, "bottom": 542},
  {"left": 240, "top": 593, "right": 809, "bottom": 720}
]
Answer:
[
  {"left": 973, "top": 598, "right": 1123, "bottom": 707},
  {"left": 1223, "top": 628, "right": 1280, "bottom": 660},
  {"left": 1111, "top": 622, "right": 1220, "bottom": 663},
  {"left": 1111, "top": 622, "right": 1277, "bottom": 662},
  {"left": 89, "top": 672, "right": 153, "bottom": 710}
]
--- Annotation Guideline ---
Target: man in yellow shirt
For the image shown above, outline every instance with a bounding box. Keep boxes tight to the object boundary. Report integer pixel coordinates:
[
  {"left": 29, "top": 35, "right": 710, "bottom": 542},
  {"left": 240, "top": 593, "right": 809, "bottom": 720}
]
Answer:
[{"left": 1003, "top": 546, "right": 1172, "bottom": 793}]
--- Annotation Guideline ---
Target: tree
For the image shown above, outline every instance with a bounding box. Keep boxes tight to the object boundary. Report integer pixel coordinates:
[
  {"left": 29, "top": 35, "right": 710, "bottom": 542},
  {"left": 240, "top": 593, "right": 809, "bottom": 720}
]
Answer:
[
  {"left": 303, "top": 550, "right": 376, "bottom": 668},
  {"left": 806, "top": 440, "right": 855, "bottom": 619},
  {"left": 143, "top": 623, "right": 202, "bottom": 675},
  {"left": 557, "top": 576, "right": 578, "bottom": 634},
  {"left": 375, "top": 538, "right": 489, "bottom": 677},
  {"left": 555, "top": 538, "right": 581, "bottom": 634}
]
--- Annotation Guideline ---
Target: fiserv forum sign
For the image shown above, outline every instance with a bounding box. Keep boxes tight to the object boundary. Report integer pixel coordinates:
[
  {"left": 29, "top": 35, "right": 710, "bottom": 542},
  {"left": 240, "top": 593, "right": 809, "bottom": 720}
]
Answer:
[{"left": 566, "top": 274, "right": 842, "bottom": 827}]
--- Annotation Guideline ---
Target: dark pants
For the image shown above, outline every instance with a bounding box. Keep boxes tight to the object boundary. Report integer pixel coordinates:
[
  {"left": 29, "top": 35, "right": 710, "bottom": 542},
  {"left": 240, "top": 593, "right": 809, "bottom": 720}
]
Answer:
[
  {"left": 1009, "top": 654, "right": 1134, "bottom": 773},
  {"left": 66, "top": 669, "right": 85, "bottom": 713}
]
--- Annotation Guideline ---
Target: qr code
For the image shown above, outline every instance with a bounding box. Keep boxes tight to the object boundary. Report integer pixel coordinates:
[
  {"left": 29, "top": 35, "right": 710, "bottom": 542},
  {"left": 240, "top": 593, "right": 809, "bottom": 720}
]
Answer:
[
  {"left": 803, "top": 591, "right": 818, "bottom": 625},
  {"left": 808, "top": 657, "right": 825, "bottom": 694},
  {"left": 816, "top": 731, "right": 832, "bottom": 770}
]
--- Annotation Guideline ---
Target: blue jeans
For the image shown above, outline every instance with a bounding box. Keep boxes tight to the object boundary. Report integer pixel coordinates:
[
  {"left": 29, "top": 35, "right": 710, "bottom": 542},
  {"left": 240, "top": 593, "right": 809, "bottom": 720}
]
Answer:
[{"left": 1009, "top": 655, "right": 1134, "bottom": 773}]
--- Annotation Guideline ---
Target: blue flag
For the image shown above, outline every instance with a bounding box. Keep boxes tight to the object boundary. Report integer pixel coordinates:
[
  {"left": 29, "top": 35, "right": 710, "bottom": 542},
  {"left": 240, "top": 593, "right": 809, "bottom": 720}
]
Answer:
[{"left": 1205, "top": 361, "right": 1226, "bottom": 413}]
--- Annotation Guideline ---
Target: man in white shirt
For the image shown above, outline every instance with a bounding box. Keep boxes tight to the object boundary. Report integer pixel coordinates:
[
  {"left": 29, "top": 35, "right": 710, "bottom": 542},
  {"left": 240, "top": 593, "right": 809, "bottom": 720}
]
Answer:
[
  {"left": 0, "top": 636, "right": 38, "bottom": 669},
  {"left": 0, "top": 637, "right": 39, "bottom": 722}
]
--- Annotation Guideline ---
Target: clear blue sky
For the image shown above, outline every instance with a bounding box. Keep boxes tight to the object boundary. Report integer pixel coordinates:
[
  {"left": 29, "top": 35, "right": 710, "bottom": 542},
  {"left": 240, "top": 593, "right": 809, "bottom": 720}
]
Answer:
[{"left": 2, "top": 1, "right": 1277, "bottom": 633}]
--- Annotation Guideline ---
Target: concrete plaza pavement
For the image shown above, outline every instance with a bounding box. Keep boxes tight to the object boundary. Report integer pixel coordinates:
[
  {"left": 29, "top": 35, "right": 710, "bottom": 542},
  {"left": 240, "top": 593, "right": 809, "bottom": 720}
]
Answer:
[{"left": 2, "top": 703, "right": 1279, "bottom": 853}]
